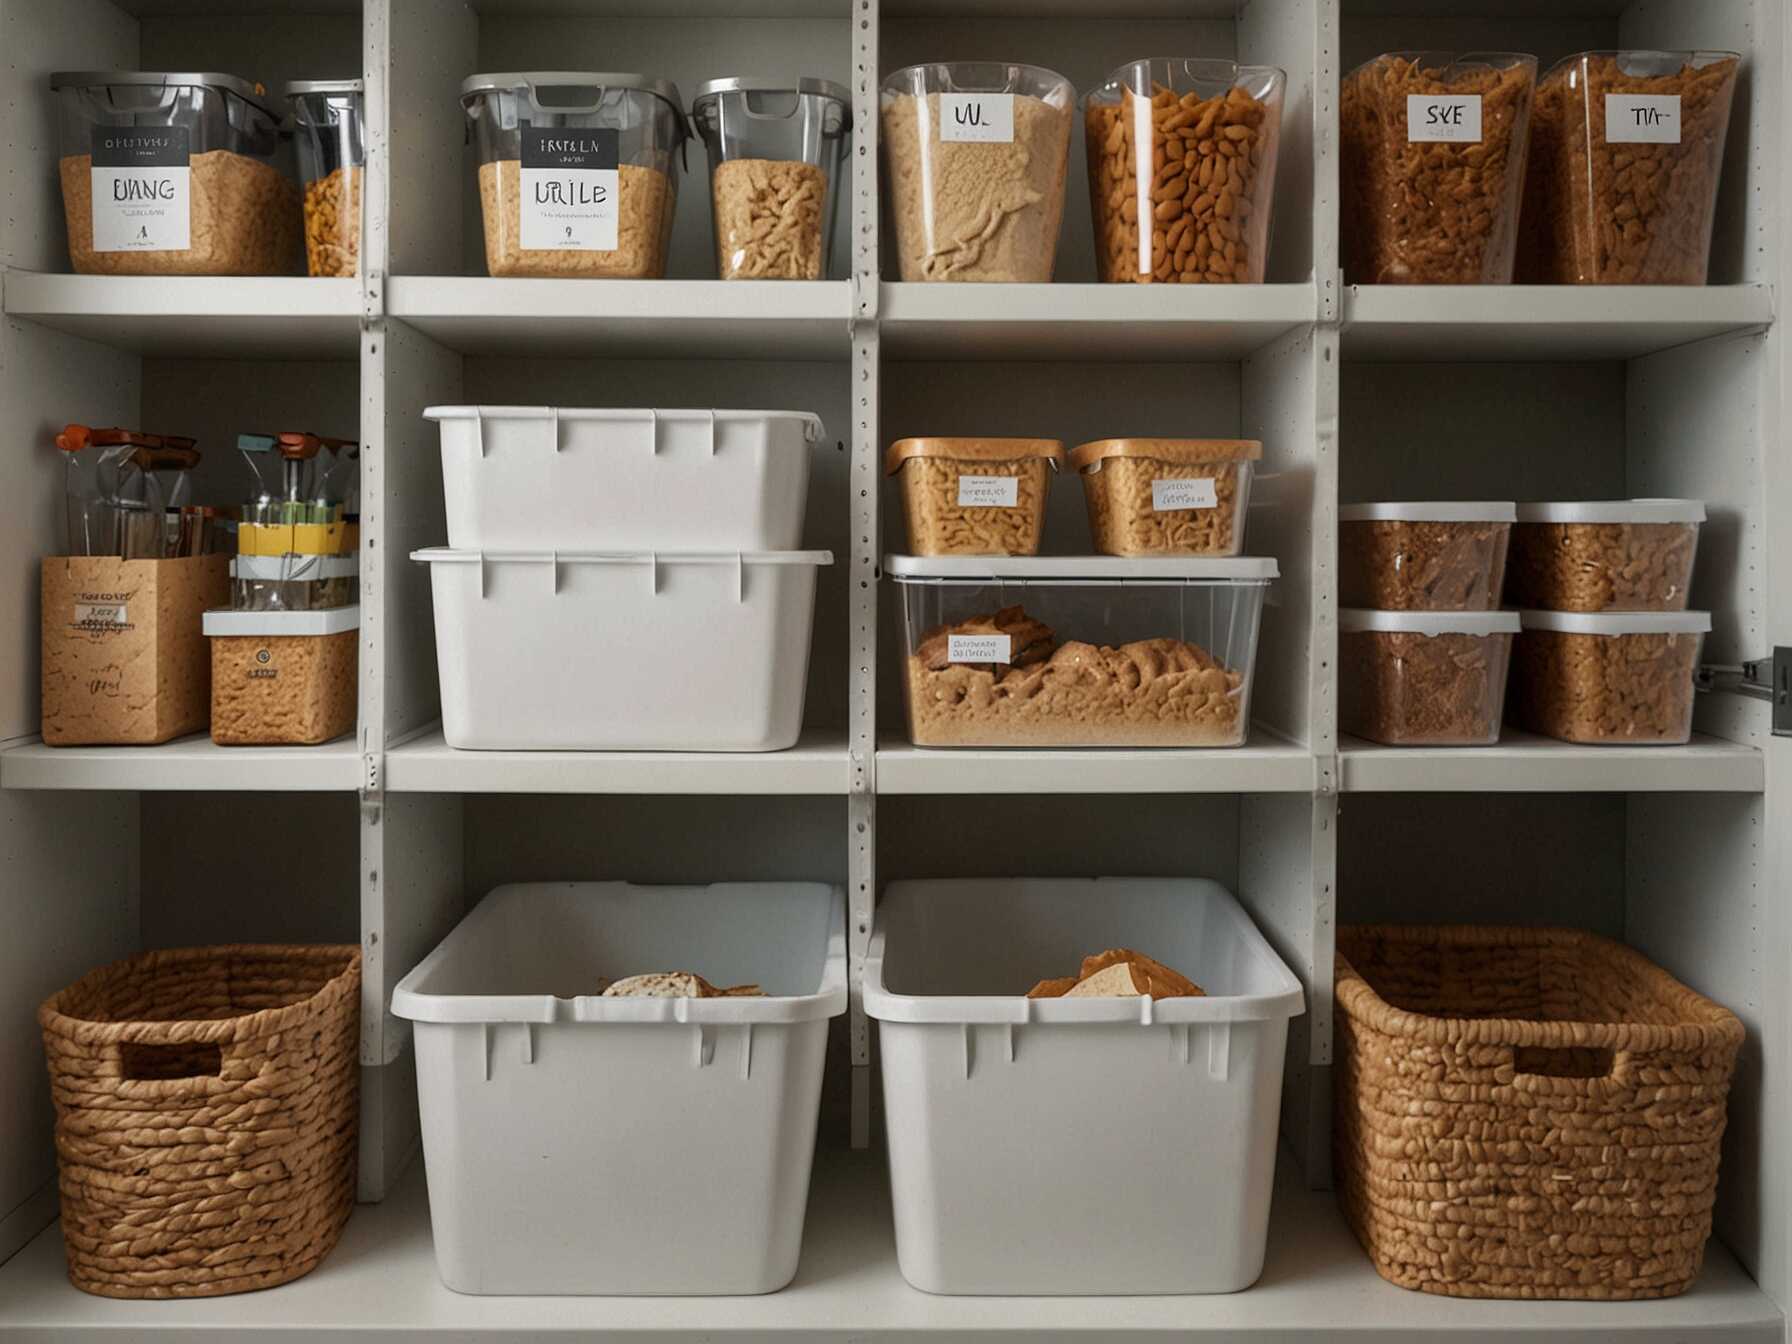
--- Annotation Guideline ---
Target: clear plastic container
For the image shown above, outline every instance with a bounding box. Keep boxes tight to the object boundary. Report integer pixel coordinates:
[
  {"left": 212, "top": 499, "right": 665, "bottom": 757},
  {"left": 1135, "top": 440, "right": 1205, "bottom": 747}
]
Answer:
[
  {"left": 890, "top": 554, "right": 1275, "bottom": 747},
  {"left": 1084, "top": 59, "right": 1285, "bottom": 285},
  {"left": 462, "top": 71, "right": 688, "bottom": 279},
  {"left": 885, "top": 437, "right": 1064, "bottom": 556},
  {"left": 691, "top": 78, "right": 850, "bottom": 280},
  {"left": 1340, "top": 52, "right": 1538, "bottom": 284},
  {"left": 1507, "top": 499, "right": 1703, "bottom": 612},
  {"left": 1518, "top": 51, "right": 1740, "bottom": 284},
  {"left": 1511, "top": 609, "right": 1709, "bottom": 744},
  {"left": 1339, "top": 501, "right": 1514, "bottom": 611},
  {"left": 50, "top": 71, "right": 300, "bottom": 275},
  {"left": 285, "top": 79, "right": 364, "bottom": 278},
  {"left": 880, "top": 62, "right": 1074, "bottom": 282},
  {"left": 1340, "top": 608, "right": 1518, "bottom": 746},
  {"left": 1071, "top": 438, "right": 1260, "bottom": 556}
]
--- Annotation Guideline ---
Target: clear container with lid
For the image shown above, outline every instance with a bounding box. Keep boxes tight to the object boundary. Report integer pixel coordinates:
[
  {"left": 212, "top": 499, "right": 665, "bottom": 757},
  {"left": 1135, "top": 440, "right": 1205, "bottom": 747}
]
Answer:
[
  {"left": 462, "top": 71, "right": 689, "bottom": 279},
  {"left": 50, "top": 70, "right": 300, "bottom": 275},
  {"left": 285, "top": 80, "right": 364, "bottom": 278},
  {"left": 1341, "top": 608, "right": 1518, "bottom": 746},
  {"left": 1084, "top": 59, "right": 1285, "bottom": 284},
  {"left": 1339, "top": 502, "right": 1515, "bottom": 611},
  {"left": 1072, "top": 438, "right": 1261, "bottom": 557},
  {"left": 880, "top": 63, "right": 1075, "bottom": 282},
  {"left": 691, "top": 78, "right": 850, "bottom": 280},
  {"left": 1507, "top": 499, "right": 1704, "bottom": 612},
  {"left": 1512, "top": 609, "right": 1709, "bottom": 744},
  {"left": 885, "top": 438, "right": 1064, "bottom": 556}
]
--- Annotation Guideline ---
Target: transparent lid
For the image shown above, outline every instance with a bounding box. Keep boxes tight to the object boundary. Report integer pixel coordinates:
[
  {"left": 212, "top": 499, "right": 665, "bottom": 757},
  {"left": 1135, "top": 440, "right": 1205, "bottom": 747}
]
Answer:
[
  {"left": 880, "top": 62, "right": 1074, "bottom": 110},
  {"left": 693, "top": 76, "right": 849, "bottom": 107},
  {"left": 284, "top": 78, "right": 364, "bottom": 96},
  {"left": 1340, "top": 501, "right": 1516, "bottom": 523},
  {"left": 1542, "top": 49, "right": 1741, "bottom": 85},
  {"left": 1519, "top": 608, "right": 1711, "bottom": 635},
  {"left": 52, "top": 69, "right": 274, "bottom": 114},
  {"left": 1344, "top": 51, "right": 1538, "bottom": 85},
  {"left": 1340, "top": 608, "right": 1519, "bottom": 636},
  {"left": 1087, "top": 57, "right": 1285, "bottom": 106},
  {"left": 886, "top": 554, "right": 1278, "bottom": 581},
  {"left": 461, "top": 71, "right": 689, "bottom": 139},
  {"left": 1515, "top": 499, "right": 1705, "bottom": 525}
]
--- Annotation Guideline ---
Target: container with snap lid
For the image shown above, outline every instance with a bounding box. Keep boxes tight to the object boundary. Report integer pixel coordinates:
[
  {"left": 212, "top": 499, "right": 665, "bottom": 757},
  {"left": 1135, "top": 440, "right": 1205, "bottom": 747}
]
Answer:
[
  {"left": 50, "top": 71, "right": 300, "bottom": 275},
  {"left": 1072, "top": 438, "right": 1261, "bottom": 557},
  {"left": 1507, "top": 499, "right": 1704, "bottom": 612},
  {"left": 879, "top": 63, "right": 1075, "bottom": 282},
  {"left": 1339, "top": 501, "right": 1515, "bottom": 611},
  {"left": 284, "top": 79, "right": 364, "bottom": 277},
  {"left": 691, "top": 78, "right": 850, "bottom": 280},
  {"left": 1084, "top": 59, "right": 1286, "bottom": 285},
  {"left": 1511, "top": 608, "right": 1710, "bottom": 745},
  {"left": 1341, "top": 608, "right": 1519, "bottom": 746},
  {"left": 462, "top": 72, "right": 689, "bottom": 279},
  {"left": 885, "top": 438, "right": 1064, "bottom": 557}
]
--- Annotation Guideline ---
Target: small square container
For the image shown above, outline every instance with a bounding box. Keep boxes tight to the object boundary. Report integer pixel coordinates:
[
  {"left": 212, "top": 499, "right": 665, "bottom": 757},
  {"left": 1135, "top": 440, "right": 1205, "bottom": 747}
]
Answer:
[
  {"left": 1341, "top": 608, "right": 1519, "bottom": 746},
  {"left": 285, "top": 79, "right": 364, "bottom": 277},
  {"left": 1339, "top": 501, "right": 1514, "bottom": 611},
  {"left": 203, "top": 605, "right": 358, "bottom": 746},
  {"left": 1507, "top": 499, "right": 1703, "bottom": 612},
  {"left": 1511, "top": 608, "right": 1709, "bottom": 745},
  {"left": 1071, "top": 438, "right": 1260, "bottom": 557},
  {"left": 885, "top": 437, "right": 1064, "bottom": 557},
  {"left": 890, "top": 554, "right": 1275, "bottom": 747}
]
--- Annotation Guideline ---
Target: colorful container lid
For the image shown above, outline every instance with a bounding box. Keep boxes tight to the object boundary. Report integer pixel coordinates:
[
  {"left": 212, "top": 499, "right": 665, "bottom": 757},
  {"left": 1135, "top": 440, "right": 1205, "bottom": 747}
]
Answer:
[
  {"left": 884, "top": 437, "right": 1065, "bottom": 476},
  {"left": 1069, "top": 439, "right": 1262, "bottom": 473}
]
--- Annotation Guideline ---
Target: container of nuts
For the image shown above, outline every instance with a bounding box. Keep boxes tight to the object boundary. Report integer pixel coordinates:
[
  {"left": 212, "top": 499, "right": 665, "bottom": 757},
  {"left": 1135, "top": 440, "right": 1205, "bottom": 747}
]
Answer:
[
  {"left": 1340, "top": 52, "right": 1537, "bottom": 283},
  {"left": 886, "top": 437, "right": 1064, "bottom": 556},
  {"left": 1071, "top": 438, "right": 1260, "bottom": 557},
  {"left": 1518, "top": 51, "right": 1740, "bottom": 285},
  {"left": 1511, "top": 608, "right": 1709, "bottom": 745},
  {"left": 1339, "top": 501, "right": 1514, "bottom": 610},
  {"left": 1084, "top": 58, "right": 1285, "bottom": 285},
  {"left": 1507, "top": 499, "right": 1704, "bottom": 612},
  {"left": 1341, "top": 608, "right": 1518, "bottom": 746},
  {"left": 285, "top": 79, "right": 363, "bottom": 278}
]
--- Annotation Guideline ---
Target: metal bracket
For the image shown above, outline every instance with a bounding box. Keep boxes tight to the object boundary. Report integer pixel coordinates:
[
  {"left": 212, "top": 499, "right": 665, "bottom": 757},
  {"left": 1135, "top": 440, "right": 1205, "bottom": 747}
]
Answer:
[{"left": 1697, "top": 649, "right": 1792, "bottom": 734}]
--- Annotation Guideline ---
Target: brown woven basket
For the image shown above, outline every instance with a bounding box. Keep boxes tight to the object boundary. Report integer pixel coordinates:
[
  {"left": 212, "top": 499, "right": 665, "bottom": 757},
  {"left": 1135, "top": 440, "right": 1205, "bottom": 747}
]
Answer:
[
  {"left": 38, "top": 944, "right": 361, "bottom": 1299},
  {"left": 1334, "top": 925, "right": 1742, "bottom": 1301}
]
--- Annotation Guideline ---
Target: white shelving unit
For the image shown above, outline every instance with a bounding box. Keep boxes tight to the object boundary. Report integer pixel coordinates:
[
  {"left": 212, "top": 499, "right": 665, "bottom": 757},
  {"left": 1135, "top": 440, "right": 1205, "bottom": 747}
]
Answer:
[{"left": 0, "top": 0, "right": 1787, "bottom": 1338}]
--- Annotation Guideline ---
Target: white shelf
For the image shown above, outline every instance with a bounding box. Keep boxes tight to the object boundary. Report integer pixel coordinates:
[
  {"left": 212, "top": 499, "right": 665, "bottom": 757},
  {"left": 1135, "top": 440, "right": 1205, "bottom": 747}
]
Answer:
[
  {"left": 884, "top": 0, "right": 1246, "bottom": 13},
  {"left": 0, "top": 734, "right": 361, "bottom": 792},
  {"left": 1339, "top": 731, "right": 1764, "bottom": 794},
  {"left": 877, "top": 732, "right": 1314, "bottom": 794}
]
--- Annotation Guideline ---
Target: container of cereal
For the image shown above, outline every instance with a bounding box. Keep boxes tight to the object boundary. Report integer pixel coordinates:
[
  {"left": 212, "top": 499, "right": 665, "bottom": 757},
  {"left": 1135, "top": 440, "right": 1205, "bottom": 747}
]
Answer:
[
  {"left": 880, "top": 63, "right": 1074, "bottom": 282},
  {"left": 1084, "top": 59, "right": 1285, "bottom": 285},
  {"left": 1507, "top": 499, "right": 1703, "bottom": 612},
  {"left": 1340, "top": 53, "right": 1538, "bottom": 283},
  {"left": 885, "top": 437, "right": 1064, "bottom": 556},
  {"left": 1071, "top": 438, "right": 1260, "bottom": 557},
  {"left": 691, "top": 78, "right": 850, "bottom": 280},
  {"left": 50, "top": 71, "right": 301, "bottom": 276},
  {"left": 1341, "top": 608, "right": 1518, "bottom": 746},
  {"left": 1518, "top": 51, "right": 1739, "bottom": 284},
  {"left": 284, "top": 79, "right": 364, "bottom": 278},
  {"left": 1339, "top": 501, "right": 1514, "bottom": 610},
  {"left": 1511, "top": 608, "right": 1709, "bottom": 745},
  {"left": 203, "top": 604, "right": 357, "bottom": 745},
  {"left": 462, "top": 72, "right": 688, "bottom": 280}
]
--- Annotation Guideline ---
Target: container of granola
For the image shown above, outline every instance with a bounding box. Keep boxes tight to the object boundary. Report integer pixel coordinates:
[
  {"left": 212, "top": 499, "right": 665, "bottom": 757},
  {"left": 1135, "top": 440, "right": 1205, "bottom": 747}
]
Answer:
[
  {"left": 203, "top": 604, "right": 357, "bottom": 746},
  {"left": 691, "top": 78, "right": 850, "bottom": 280},
  {"left": 285, "top": 79, "right": 364, "bottom": 277},
  {"left": 1340, "top": 608, "right": 1518, "bottom": 746},
  {"left": 50, "top": 70, "right": 301, "bottom": 275},
  {"left": 1071, "top": 438, "right": 1260, "bottom": 557},
  {"left": 880, "top": 62, "right": 1074, "bottom": 282},
  {"left": 886, "top": 437, "right": 1064, "bottom": 556},
  {"left": 1339, "top": 501, "right": 1514, "bottom": 611},
  {"left": 1340, "top": 52, "right": 1537, "bottom": 283},
  {"left": 462, "top": 71, "right": 688, "bottom": 279},
  {"left": 1511, "top": 608, "right": 1708, "bottom": 745},
  {"left": 1507, "top": 499, "right": 1703, "bottom": 612},
  {"left": 890, "top": 554, "right": 1276, "bottom": 747}
]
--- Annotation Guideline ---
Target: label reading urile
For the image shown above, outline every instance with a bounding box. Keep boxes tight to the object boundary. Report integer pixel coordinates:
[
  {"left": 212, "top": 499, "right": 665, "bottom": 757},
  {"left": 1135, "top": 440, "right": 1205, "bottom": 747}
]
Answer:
[
  {"left": 90, "top": 126, "right": 190, "bottom": 251},
  {"left": 520, "top": 127, "right": 620, "bottom": 251}
]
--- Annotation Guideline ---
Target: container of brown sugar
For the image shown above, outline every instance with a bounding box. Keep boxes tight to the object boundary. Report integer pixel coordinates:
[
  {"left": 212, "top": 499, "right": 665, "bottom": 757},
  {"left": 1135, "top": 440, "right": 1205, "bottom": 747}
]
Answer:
[
  {"left": 1507, "top": 499, "right": 1703, "bottom": 611},
  {"left": 1339, "top": 501, "right": 1514, "bottom": 610},
  {"left": 203, "top": 604, "right": 357, "bottom": 745},
  {"left": 1072, "top": 438, "right": 1260, "bottom": 557},
  {"left": 886, "top": 437, "right": 1064, "bottom": 556},
  {"left": 1340, "top": 608, "right": 1518, "bottom": 746},
  {"left": 1511, "top": 608, "right": 1708, "bottom": 745}
]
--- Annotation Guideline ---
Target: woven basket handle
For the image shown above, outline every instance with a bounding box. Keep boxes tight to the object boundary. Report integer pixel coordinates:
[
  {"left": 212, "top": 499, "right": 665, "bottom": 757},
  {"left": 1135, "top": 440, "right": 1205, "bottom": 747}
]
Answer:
[
  {"left": 100, "top": 1030, "right": 235, "bottom": 1092},
  {"left": 1509, "top": 1042, "right": 1631, "bottom": 1088}
]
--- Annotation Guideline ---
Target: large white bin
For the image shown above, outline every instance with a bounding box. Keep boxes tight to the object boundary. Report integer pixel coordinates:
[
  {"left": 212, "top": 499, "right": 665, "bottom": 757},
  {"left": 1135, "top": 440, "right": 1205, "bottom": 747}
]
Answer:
[
  {"left": 425, "top": 405, "right": 820, "bottom": 550},
  {"left": 413, "top": 547, "right": 830, "bottom": 750},
  {"left": 391, "top": 881, "right": 848, "bottom": 1295},
  {"left": 865, "top": 877, "right": 1305, "bottom": 1296}
]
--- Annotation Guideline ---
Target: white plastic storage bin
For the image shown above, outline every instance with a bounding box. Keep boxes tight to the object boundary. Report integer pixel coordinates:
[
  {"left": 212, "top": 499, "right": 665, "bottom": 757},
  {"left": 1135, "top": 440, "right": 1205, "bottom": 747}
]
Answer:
[
  {"left": 425, "top": 406, "right": 821, "bottom": 550},
  {"left": 392, "top": 881, "right": 847, "bottom": 1295},
  {"left": 865, "top": 877, "right": 1304, "bottom": 1295},
  {"left": 414, "top": 548, "right": 829, "bottom": 750}
]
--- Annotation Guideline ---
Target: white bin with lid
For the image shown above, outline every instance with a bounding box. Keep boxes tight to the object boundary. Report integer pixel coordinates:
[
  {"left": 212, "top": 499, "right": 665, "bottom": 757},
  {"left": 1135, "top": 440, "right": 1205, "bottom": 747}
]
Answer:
[
  {"left": 392, "top": 880, "right": 848, "bottom": 1295},
  {"left": 866, "top": 876, "right": 1305, "bottom": 1295}
]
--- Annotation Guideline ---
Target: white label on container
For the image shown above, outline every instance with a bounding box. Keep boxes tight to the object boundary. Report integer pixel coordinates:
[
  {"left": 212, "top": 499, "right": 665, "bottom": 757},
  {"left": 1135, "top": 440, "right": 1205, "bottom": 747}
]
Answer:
[
  {"left": 948, "top": 634, "right": 1012, "bottom": 664},
  {"left": 1153, "top": 477, "right": 1219, "bottom": 511},
  {"left": 939, "top": 93, "right": 1015, "bottom": 143},
  {"left": 1606, "top": 94, "right": 1681, "bottom": 143},
  {"left": 1406, "top": 94, "right": 1482, "bottom": 142},
  {"left": 74, "top": 601, "right": 128, "bottom": 629},
  {"left": 89, "top": 127, "right": 190, "bottom": 252},
  {"left": 519, "top": 126, "right": 619, "bottom": 251},
  {"left": 957, "top": 474, "right": 1020, "bottom": 507}
]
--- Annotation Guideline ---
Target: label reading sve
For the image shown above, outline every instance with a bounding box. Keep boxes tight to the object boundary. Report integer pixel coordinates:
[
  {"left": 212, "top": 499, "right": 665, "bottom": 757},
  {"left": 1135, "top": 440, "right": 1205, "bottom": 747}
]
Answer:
[
  {"left": 957, "top": 475, "right": 1020, "bottom": 507},
  {"left": 940, "top": 93, "right": 1015, "bottom": 143},
  {"left": 1407, "top": 94, "right": 1482, "bottom": 143},
  {"left": 948, "top": 634, "right": 1012, "bottom": 664},
  {"left": 1606, "top": 94, "right": 1681, "bottom": 144},
  {"left": 520, "top": 127, "right": 620, "bottom": 251},
  {"left": 90, "top": 127, "right": 190, "bottom": 252},
  {"left": 1153, "top": 477, "right": 1218, "bottom": 511}
]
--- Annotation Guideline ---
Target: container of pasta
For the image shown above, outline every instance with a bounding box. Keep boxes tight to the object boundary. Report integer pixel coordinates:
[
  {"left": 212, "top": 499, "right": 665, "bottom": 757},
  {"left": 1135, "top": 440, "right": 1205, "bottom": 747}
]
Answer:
[
  {"left": 1341, "top": 608, "right": 1518, "bottom": 747},
  {"left": 203, "top": 604, "right": 357, "bottom": 746},
  {"left": 1511, "top": 609, "right": 1708, "bottom": 745},
  {"left": 1339, "top": 501, "right": 1514, "bottom": 610},
  {"left": 462, "top": 71, "right": 687, "bottom": 279},
  {"left": 1071, "top": 438, "right": 1259, "bottom": 557},
  {"left": 886, "top": 437, "right": 1064, "bottom": 556},
  {"left": 285, "top": 79, "right": 364, "bottom": 277},
  {"left": 1507, "top": 499, "right": 1703, "bottom": 612}
]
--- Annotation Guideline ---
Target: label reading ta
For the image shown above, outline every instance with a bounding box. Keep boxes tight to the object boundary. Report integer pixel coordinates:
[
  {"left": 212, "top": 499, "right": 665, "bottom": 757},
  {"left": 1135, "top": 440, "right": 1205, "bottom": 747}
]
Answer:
[
  {"left": 1153, "top": 477, "right": 1219, "bottom": 511},
  {"left": 948, "top": 633, "right": 1012, "bottom": 664},
  {"left": 1406, "top": 94, "right": 1482, "bottom": 143},
  {"left": 957, "top": 474, "right": 1020, "bottom": 507},
  {"left": 520, "top": 126, "right": 620, "bottom": 251},
  {"left": 940, "top": 93, "right": 1015, "bottom": 143},
  {"left": 90, "top": 127, "right": 190, "bottom": 252},
  {"left": 1606, "top": 94, "right": 1681, "bottom": 144}
]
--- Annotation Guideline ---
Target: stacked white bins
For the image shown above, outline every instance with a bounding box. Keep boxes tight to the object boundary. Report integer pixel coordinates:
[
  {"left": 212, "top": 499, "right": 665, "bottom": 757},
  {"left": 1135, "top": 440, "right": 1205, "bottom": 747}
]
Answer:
[
  {"left": 392, "top": 881, "right": 848, "bottom": 1294},
  {"left": 865, "top": 877, "right": 1305, "bottom": 1294}
]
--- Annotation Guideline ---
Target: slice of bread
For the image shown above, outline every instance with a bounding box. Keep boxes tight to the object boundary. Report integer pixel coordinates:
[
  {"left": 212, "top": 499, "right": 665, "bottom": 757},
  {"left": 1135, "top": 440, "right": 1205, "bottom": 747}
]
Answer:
[
  {"left": 720, "top": 984, "right": 766, "bottom": 997},
  {"left": 1027, "top": 975, "right": 1079, "bottom": 999},
  {"left": 1078, "top": 948, "right": 1205, "bottom": 999},
  {"left": 603, "top": 971, "right": 719, "bottom": 999},
  {"left": 1063, "top": 962, "right": 1145, "bottom": 997}
]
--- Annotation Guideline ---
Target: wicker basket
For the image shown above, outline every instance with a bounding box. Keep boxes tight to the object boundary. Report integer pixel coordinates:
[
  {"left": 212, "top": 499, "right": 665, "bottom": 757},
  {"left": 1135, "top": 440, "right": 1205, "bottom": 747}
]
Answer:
[
  {"left": 38, "top": 944, "right": 361, "bottom": 1299},
  {"left": 1334, "top": 925, "right": 1742, "bottom": 1301}
]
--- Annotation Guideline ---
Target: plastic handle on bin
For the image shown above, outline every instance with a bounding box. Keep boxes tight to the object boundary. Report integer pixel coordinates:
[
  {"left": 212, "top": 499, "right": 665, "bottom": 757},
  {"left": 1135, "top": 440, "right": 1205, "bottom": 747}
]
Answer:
[
  {"left": 648, "top": 551, "right": 660, "bottom": 596},
  {"left": 705, "top": 409, "right": 718, "bottom": 457},
  {"left": 526, "top": 80, "right": 610, "bottom": 117},
  {"left": 549, "top": 406, "right": 561, "bottom": 454},
  {"left": 473, "top": 406, "right": 487, "bottom": 460},
  {"left": 734, "top": 551, "right": 746, "bottom": 602},
  {"left": 477, "top": 551, "right": 490, "bottom": 600},
  {"left": 550, "top": 550, "right": 562, "bottom": 595}
]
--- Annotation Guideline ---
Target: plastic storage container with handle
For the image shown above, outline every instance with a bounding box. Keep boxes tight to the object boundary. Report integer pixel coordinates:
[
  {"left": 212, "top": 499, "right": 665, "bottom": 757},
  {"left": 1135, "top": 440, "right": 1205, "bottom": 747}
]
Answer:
[{"left": 285, "top": 79, "right": 364, "bottom": 277}]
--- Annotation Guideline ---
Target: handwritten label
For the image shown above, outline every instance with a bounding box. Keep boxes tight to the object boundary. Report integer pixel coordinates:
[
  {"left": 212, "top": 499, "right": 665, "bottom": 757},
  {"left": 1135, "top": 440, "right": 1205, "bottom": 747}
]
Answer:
[
  {"left": 520, "top": 126, "right": 619, "bottom": 250},
  {"left": 1406, "top": 94, "right": 1482, "bottom": 143},
  {"left": 1152, "top": 477, "right": 1219, "bottom": 511},
  {"left": 90, "top": 127, "right": 190, "bottom": 251},
  {"left": 957, "top": 474, "right": 1020, "bottom": 507},
  {"left": 1606, "top": 94, "right": 1681, "bottom": 144},
  {"left": 940, "top": 93, "right": 1015, "bottom": 143},
  {"left": 73, "top": 601, "right": 129, "bottom": 629},
  {"left": 948, "top": 634, "right": 1012, "bottom": 664}
]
